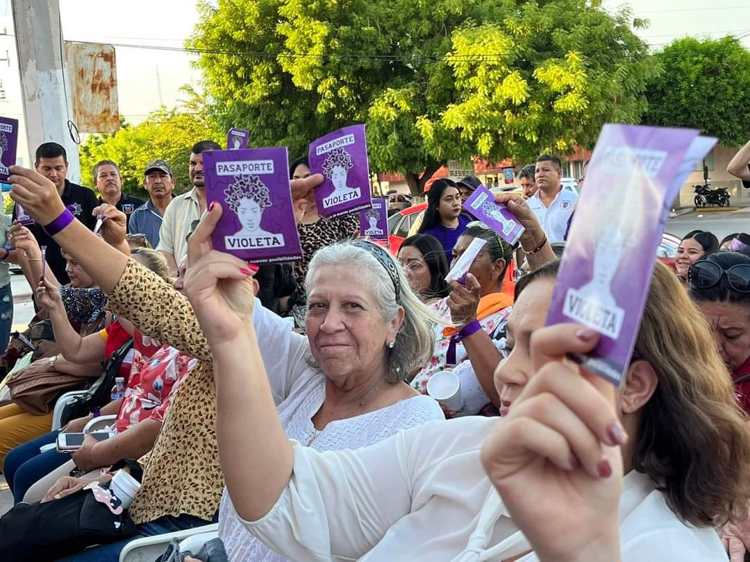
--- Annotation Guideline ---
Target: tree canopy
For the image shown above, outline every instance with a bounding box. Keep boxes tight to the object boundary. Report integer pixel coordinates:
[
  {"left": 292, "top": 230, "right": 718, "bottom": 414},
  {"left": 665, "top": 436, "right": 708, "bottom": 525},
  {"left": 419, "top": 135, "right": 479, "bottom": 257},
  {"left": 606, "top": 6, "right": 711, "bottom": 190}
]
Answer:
[
  {"left": 643, "top": 37, "right": 750, "bottom": 146},
  {"left": 189, "top": 0, "right": 655, "bottom": 195},
  {"left": 80, "top": 102, "right": 222, "bottom": 196}
]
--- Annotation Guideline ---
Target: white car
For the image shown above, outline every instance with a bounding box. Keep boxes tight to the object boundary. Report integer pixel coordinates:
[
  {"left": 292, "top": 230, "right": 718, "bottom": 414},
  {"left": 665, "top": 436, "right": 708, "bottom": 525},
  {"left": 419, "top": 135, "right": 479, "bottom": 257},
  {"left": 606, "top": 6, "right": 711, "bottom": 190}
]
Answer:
[{"left": 560, "top": 177, "right": 579, "bottom": 195}]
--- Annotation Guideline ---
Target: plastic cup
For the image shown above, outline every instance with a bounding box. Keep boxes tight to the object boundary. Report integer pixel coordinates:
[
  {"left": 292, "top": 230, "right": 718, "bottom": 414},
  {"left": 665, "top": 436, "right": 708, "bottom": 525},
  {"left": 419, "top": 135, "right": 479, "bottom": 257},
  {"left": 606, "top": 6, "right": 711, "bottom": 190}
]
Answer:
[
  {"left": 109, "top": 469, "right": 140, "bottom": 509},
  {"left": 426, "top": 370, "right": 463, "bottom": 412}
]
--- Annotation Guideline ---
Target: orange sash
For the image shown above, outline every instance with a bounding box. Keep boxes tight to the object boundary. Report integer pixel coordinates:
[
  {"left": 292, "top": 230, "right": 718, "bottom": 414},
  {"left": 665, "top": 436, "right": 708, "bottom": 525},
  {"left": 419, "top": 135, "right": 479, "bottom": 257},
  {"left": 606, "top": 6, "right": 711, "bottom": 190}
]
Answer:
[{"left": 443, "top": 292, "right": 513, "bottom": 338}]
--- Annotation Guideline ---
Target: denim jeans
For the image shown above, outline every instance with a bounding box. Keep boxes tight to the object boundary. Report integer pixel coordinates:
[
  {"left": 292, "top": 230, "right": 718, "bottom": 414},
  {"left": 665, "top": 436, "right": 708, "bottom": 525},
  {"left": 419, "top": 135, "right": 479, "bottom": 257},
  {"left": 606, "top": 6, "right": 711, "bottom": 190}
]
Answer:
[
  {"left": 56, "top": 513, "right": 216, "bottom": 562},
  {"left": 3, "top": 430, "right": 68, "bottom": 503},
  {"left": 0, "top": 282, "right": 12, "bottom": 353}
]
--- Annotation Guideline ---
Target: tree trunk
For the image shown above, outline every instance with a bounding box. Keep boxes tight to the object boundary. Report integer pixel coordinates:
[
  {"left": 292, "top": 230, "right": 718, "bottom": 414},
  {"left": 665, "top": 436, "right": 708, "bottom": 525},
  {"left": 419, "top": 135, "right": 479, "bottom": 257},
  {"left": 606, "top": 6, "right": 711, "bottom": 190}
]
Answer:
[{"left": 405, "top": 162, "right": 442, "bottom": 198}]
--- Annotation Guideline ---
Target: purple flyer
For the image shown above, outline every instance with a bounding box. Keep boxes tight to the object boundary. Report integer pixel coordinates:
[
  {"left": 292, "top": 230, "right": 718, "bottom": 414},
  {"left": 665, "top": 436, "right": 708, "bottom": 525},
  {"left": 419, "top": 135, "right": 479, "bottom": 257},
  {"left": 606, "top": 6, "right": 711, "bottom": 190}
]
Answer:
[
  {"left": 227, "top": 128, "right": 250, "bottom": 150},
  {"left": 203, "top": 147, "right": 302, "bottom": 263},
  {"left": 463, "top": 185, "right": 525, "bottom": 245},
  {"left": 546, "top": 124, "right": 699, "bottom": 385},
  {"left": 0, "top": 116, "right": 18, "bottom": 182},
  {"left": 309, "top": 124, "right": 372, "bottom": 218},
  {"left": 359, "top": 197, "right": 389, "bottom": 241}
]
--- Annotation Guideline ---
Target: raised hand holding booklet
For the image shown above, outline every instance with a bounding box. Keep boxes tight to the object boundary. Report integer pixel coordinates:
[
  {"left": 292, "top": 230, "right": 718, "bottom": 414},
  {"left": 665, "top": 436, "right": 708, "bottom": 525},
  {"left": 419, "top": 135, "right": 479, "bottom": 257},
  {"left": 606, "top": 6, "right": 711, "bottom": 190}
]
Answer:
[
  {"left": 227, "top": 128, "right": 250, "bottom": 150},
  {"left": 546, "top": 124, "right": 702, "bottom": 385},
  {"left": 204, "top": 147, "right": 302, "bottom": 263},
  {"left": 359, "top": 197, "right": 388, "bottom": 241},
  {"left": 445, "top": 238, "right": 487, "bottom": 284},
  {"left": 0, "top": 117, "right": 18, "bottom": 182},
  {"left": 309, "top": 124, "right": 372, "bottom": 218},
  {"left": 463, "top": 185, "right": 525, "bottom": 245}
]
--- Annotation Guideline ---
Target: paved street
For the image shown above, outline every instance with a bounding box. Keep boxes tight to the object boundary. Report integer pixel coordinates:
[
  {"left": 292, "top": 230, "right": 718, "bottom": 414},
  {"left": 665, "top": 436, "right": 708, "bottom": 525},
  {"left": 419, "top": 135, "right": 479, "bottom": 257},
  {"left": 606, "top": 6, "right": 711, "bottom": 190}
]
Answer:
[
  {"left": 0, "top": 274, "right": 33, "bottom": 515},
  {"left": 10, "top": 271, "right": 35, "bottom": 331},
  {"left": 666, "top": 207, "right": 750, "bottom": 241}
]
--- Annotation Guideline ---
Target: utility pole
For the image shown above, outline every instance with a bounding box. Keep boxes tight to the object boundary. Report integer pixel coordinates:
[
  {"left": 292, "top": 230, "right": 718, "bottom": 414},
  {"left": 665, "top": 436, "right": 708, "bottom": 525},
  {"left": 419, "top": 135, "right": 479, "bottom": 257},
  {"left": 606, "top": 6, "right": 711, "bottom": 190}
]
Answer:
[
  {"left": 156, "top": 64, "right": 164, "bottom": 107},
  {"left": 11, "top": 0, "right": 81, "bottom": 182}
]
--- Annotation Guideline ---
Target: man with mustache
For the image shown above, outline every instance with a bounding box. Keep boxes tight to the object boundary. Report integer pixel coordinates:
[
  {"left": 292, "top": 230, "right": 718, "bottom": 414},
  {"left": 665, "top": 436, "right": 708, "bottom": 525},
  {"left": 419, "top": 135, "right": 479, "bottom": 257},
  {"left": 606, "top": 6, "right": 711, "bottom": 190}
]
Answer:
[
  {"left": 526, "top": 154, "right": 577, "bottom": 243},
  {"left": 129, "top": 160, "right": 175, "bottom": 248},
  {"left": 93, "top": 160, "right": 144, "bottom": 230},
  {"left": 156, "top": 140, "right": 221, "bottom": 275}
]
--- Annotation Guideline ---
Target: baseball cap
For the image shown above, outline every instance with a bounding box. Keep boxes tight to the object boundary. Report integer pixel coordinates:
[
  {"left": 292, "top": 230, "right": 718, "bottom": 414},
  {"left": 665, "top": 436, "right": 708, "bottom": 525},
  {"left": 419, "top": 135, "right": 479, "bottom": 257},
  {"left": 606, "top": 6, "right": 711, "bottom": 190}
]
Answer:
[
  {"left": 457, "top": 175, "right": 483, "bottom": 192},
  {"left": 144, "top": 159, "right": 172, "bottom": 176}
]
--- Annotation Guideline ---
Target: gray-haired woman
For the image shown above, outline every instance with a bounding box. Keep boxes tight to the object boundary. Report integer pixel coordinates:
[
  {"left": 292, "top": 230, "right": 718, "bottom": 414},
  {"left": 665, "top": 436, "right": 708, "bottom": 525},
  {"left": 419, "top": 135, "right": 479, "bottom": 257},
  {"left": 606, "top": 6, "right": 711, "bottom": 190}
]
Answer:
[{"left": 218, "top": 239, "right": 445, "bottom": 562}]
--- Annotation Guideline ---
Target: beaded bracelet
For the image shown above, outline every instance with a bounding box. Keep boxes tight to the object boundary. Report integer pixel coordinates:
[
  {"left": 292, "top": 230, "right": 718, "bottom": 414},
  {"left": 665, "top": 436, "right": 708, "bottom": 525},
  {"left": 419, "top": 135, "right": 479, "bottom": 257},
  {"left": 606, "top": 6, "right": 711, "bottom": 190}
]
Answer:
[
  {"left": 43, "top": 208, "right": 75, "bottom": 236},
  {"left": 523, "top": 234, "right": 548, "bottom": 256}
]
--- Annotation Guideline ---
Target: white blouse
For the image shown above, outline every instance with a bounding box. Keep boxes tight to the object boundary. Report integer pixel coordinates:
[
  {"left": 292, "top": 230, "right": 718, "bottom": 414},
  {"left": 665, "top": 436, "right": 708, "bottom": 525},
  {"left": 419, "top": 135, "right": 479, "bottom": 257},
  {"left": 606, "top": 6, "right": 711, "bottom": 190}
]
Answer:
[
  {"left": 242, "top": 416, "right": 727, "bottom": 562},
  {"left": 219, "top": 301, "right": 445, "bottom": 562}
]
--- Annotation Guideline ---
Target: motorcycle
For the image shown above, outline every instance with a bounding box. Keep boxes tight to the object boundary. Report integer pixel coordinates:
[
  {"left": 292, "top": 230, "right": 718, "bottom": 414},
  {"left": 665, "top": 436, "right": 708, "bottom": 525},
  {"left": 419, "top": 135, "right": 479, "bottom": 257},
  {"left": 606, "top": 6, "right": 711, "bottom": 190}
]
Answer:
[{"left": 694, "top": 183, "right": 730, "bottom": 208}]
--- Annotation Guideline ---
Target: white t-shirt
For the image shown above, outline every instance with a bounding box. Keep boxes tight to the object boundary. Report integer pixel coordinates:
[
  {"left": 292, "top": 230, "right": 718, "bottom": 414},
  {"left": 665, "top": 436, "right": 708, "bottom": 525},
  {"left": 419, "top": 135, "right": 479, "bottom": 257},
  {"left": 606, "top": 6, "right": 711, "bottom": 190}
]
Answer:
[
  {"left": 243, "top": 416, "right": 726, "bottom": 561},
  {"left": 527, "top": 188, "right": 577, "bottom": 243},
  {"left": 156, "top": 188, "right": 202, "bottom": 266}
]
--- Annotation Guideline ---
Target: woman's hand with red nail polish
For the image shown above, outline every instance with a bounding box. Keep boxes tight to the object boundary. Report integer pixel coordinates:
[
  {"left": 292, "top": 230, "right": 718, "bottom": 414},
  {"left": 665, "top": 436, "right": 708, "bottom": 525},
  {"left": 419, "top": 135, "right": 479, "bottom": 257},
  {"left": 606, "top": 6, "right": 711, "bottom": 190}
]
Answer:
[
  {"left": 481, "top": 323, "right": 623, "bottom": 562},
  {"left": 183, "top": 202, "right": 257, "bottom": 345}
]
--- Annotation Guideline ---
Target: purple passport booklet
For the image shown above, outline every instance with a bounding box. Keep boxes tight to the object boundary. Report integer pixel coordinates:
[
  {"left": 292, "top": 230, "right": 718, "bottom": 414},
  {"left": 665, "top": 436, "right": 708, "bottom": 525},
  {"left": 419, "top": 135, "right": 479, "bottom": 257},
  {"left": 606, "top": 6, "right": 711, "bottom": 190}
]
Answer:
[
  {"left": 546, "top": 124, "right": 703, "bottom": 385},
  {"left": 204, "top": 147, "right": 302, "bottom": 263},
  {"left": 359, "top": 198, "right": 389, "bottom": 241},
  {"left": 309, "top": 124, "right": 372, "bottom": 218},
  {"left": 227, "top": 128, "right": 249, "bottom": 150},
  {"left": 0, "top": 116, "right": 18, "bottom": 182},
  {"left": 463, "top": 185, "right": 525, "bottom": 245}
]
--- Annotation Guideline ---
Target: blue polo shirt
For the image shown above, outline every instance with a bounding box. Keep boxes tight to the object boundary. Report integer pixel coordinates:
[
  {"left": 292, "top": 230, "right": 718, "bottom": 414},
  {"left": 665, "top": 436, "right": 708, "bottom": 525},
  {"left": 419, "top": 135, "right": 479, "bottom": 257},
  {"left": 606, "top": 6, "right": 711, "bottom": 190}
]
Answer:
[{"left": 129, "top": 200, "right": 164, "bottom": 248}]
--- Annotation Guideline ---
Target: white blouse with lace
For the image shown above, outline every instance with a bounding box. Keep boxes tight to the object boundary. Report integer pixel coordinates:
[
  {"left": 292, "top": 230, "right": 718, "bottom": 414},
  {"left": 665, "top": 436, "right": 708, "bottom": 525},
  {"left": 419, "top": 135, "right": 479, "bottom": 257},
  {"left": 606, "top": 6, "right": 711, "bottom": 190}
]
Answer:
[{"left": 218, "top": 303, "right": 445, "bottom": 562}]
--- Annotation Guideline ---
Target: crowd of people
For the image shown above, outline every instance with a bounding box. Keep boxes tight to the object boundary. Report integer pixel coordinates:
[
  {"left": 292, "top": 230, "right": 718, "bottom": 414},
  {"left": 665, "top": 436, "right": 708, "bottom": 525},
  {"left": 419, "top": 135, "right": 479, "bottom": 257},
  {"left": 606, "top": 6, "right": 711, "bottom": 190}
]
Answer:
[{"left": 0, "top": 133, "right": 747, "bottom": 562}]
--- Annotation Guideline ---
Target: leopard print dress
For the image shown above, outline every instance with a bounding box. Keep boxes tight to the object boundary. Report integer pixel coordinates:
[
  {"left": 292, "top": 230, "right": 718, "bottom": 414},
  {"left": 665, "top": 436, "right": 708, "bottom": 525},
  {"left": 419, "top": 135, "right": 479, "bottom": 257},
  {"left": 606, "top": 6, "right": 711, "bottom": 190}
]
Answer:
[
  {"left": 290, "top": 214, "right": 359, "bottom": 327},
  {"left": 108, "top": 260, "right": 221, "bottom": 524}
]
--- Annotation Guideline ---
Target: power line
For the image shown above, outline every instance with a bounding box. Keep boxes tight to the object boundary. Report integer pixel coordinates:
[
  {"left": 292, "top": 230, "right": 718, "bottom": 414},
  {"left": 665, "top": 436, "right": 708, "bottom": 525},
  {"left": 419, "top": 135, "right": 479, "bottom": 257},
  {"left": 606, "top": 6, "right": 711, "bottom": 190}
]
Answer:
[
  {"left": 634, "top": 4, "right": 750, "bottom": 14},
  {"left": 62, "top": 39, "right": 527, "bottom": 62},
  {"left": 640, "top": 28, "right": 750, "bottom": 39}
]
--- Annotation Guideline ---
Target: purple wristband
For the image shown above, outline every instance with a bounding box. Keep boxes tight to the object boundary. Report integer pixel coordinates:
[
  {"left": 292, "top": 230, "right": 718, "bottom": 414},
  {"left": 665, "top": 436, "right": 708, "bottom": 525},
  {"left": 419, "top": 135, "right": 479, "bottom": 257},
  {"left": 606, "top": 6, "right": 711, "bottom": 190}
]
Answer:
[
  {"left": 458, "top": 319, "right": 482, "bottom": 340},
  {"left": 43, "top": 208, "right": 75, "bottom": 236}
]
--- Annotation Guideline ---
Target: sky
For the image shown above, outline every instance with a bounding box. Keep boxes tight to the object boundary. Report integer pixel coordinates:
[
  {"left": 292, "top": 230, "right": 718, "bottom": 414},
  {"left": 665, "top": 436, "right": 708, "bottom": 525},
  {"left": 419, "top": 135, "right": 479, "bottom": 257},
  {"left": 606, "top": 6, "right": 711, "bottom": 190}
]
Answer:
[{"left": 0, "top": 0, "right": 747, "bottom": 164}]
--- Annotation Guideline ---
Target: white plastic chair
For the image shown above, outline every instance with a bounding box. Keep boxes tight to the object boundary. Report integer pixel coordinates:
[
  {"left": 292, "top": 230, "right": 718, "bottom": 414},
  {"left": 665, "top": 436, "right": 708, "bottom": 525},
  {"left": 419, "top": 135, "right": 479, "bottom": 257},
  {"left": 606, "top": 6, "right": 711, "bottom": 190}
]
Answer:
[
  {"left": 118, "top": 523, "right": 218, "bottom": 562},
  {"left": 50, "top": 390, "right": 89, "bottom": 430},
  {"left": 83, "top": 414, "right": 117, "bottom": 433}
]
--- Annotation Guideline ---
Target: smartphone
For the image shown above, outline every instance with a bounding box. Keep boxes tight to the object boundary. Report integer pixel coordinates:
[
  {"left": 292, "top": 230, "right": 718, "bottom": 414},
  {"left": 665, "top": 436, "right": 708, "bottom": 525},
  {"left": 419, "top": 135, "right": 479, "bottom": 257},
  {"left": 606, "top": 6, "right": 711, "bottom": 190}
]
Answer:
[{"left": 56, "top": 431, "right": 111, "bottom": 452}]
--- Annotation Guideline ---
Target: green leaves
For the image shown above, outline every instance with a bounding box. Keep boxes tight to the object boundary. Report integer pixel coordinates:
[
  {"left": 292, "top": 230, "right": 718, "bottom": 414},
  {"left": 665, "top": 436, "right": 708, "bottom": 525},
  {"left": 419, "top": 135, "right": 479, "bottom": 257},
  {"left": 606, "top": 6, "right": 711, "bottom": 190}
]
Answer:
[
  {"left": 643, "top": 37, "right": 750, "bottom": 146},
  {"left": 189, "top": 0, "right": 653, "bottom": 194},
  {"left": 80, "top": 99, "right": 222, "bottom": 196}
]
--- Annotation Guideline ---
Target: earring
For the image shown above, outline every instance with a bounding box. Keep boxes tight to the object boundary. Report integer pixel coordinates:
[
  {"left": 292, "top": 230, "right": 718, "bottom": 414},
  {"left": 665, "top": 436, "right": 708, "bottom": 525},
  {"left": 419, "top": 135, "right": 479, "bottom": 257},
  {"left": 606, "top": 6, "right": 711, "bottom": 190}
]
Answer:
[{"left": 387, "top": 340, "right": 395, "bottom": 349}]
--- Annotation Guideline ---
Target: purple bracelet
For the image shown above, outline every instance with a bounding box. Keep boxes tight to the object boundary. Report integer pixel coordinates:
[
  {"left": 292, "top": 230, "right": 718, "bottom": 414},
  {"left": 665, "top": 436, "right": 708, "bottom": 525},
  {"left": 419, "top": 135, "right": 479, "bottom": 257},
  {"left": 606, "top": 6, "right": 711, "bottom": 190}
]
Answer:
[
  {"left": 43, "top": 208, "right": 75, "bottom": 236},
  {"left": 458, "top": 319, "right": 482, "bottom": 340}
]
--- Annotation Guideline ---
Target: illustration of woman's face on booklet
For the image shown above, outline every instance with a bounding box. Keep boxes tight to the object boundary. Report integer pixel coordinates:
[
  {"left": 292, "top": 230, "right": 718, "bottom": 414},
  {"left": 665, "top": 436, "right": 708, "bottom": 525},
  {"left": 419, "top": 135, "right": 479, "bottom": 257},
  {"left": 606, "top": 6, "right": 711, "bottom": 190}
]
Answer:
[{"left": 547, "top": 124, "right": 705, "bottom": 385}]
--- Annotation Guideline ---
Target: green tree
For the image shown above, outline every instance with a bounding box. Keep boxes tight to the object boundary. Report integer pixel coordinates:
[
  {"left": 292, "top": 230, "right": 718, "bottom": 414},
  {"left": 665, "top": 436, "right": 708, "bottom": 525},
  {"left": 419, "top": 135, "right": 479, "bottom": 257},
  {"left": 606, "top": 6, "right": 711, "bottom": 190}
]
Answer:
[
  {"left": 643, "top": 37, "right": 750, "bottom": 145},
  {"left": 80, "top": 103, "right": 222, "bottom": 196},
  {"left": 189, "top": 0, "right": 655, "bottom": 195}
]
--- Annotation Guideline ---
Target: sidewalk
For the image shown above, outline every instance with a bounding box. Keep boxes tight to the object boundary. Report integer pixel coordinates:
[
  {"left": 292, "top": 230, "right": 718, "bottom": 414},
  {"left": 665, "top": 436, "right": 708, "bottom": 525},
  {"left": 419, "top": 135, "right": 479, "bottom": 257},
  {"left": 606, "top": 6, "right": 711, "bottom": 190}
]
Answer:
[
  {"left": 0, "top": 475, "right": 10, "bottom": 515},
  {"left": 0, "top": 283, "right": 36, "bottom": 515}
]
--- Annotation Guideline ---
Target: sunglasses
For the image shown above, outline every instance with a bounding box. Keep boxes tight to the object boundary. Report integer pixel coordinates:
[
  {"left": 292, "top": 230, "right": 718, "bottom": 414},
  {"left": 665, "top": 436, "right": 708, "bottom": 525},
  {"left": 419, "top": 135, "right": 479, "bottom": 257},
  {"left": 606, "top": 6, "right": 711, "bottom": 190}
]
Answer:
[{"left": 688, "top": 260, "right": 750, "bottom": 293}]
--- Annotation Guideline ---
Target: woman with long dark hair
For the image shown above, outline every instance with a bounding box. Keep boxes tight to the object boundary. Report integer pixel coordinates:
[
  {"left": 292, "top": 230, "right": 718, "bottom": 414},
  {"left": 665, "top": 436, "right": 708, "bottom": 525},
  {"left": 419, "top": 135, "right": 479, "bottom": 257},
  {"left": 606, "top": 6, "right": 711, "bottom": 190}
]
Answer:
[
  {"left": 417, "top": 179, "right": 470, "bottom": 259},
  {"left": 397, "top": 234, "right": 450, "bottom": 303},
  {"left": 675, "top": 229, "right": 719, "bottom": 283}
]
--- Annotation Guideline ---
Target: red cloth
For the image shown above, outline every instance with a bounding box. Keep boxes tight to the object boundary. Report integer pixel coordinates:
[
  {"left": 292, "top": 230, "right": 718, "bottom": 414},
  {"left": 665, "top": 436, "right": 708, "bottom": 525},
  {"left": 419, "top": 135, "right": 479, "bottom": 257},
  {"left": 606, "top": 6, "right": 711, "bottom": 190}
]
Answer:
[
  {"left": 103, "top": 320, "right": 130, "bottom": 359},
  {"left": 732, "top": 355, "right": 750, "bottom": 415},
  {"left": 114, "top": 334, "right": 197, "bottom": 433}
]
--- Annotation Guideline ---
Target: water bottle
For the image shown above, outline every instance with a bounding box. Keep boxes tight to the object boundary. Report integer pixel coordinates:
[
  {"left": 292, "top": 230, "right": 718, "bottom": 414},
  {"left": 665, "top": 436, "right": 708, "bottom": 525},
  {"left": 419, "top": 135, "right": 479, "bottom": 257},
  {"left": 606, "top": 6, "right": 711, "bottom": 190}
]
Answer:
[{"left": 111, "top": 377, "right": 126, "bottom": 401}]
